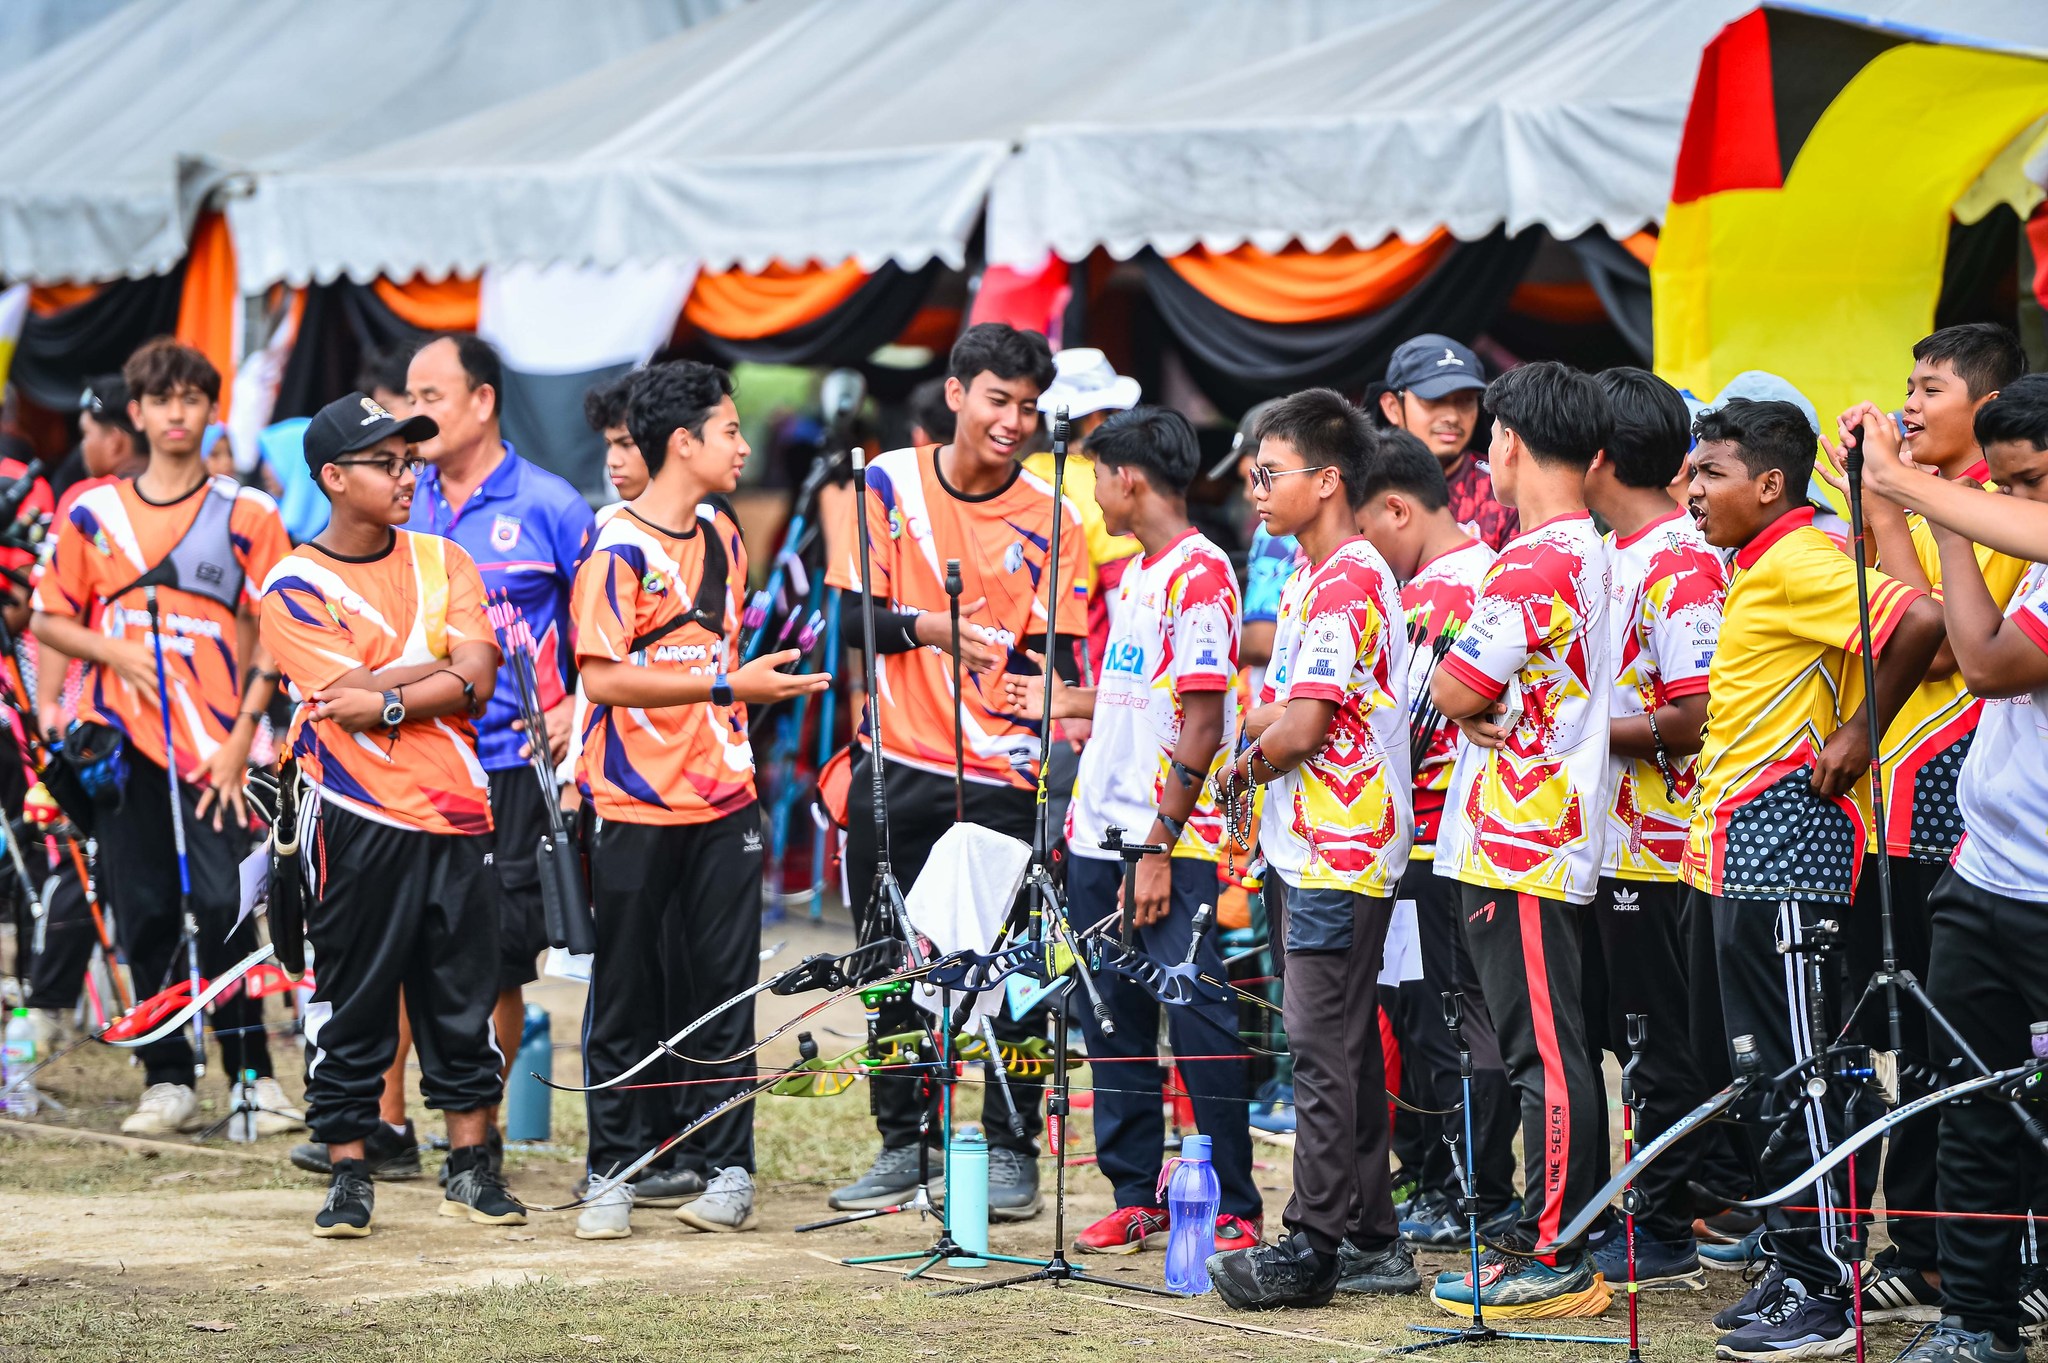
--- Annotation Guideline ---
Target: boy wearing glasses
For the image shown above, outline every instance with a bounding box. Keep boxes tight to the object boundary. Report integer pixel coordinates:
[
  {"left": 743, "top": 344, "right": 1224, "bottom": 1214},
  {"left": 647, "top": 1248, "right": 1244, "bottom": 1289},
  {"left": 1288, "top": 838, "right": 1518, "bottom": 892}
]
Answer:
[
  {"left": 32, "top": 338, "right": 288, "bottom": 1137},
  {"left": 259, "top": 392, "right": 513, "bottom": 1238},
  {"left": 1208, "top": 389, "right": 1416, "bottom": 1310}
]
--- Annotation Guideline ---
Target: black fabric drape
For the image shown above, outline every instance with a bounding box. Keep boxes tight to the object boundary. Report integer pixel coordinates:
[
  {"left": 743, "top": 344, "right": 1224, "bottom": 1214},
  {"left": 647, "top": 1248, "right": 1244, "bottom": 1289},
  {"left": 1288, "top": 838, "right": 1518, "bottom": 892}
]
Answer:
[
  {"left": 698, "top": 262, "right": 940, "bottom": 368},
  {"left": 11, "top": 269, "right": 187, "bottom": 410},
  {"left": 272, "top": 279, "right": 423, "bottom": 421},
  {"left": 1934, "top": 205, "right": 2020, "bottom": 333},
  {"left": 1140, "top": 229, "right": 1542, "bottom": 408},
  {"left": 1565, "top": 229, "right": 1653, "bottom": 363}
]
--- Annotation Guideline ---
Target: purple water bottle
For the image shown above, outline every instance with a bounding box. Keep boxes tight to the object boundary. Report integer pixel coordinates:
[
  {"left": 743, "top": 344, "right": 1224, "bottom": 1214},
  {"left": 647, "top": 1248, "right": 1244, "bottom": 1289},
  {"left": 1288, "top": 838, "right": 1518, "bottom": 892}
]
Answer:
[{"left": 1163, "top": 1134, "right": 1221, "bottom": 1293}]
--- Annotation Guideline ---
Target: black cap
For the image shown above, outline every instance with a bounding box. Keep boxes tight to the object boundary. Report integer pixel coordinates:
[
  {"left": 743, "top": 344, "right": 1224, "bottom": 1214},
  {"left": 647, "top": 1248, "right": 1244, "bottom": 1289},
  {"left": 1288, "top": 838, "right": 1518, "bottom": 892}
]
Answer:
[
  {"left": 303, "top": 391, "right": 438, "bottom": 475},
  {"left": 1385, "top": 334, "right": 1486, "bottom": 400}
]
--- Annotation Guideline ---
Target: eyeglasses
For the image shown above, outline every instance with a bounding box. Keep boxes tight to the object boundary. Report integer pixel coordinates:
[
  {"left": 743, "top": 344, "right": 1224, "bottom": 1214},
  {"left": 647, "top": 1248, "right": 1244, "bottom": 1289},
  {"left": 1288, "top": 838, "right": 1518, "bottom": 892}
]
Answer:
[
  {"left": 333, "top": 453, "right": 424, "bottom": 478},
  {"left": 1247, "top": 463, "right": 1332, "bottom": 495}
]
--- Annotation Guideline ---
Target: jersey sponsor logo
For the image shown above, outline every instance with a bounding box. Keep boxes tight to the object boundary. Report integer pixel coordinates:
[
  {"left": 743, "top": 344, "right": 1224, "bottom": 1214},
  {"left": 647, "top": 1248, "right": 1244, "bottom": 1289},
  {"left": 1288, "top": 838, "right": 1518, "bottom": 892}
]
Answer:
[
  {"left": 1196, "top": 646, "right": 1219, "bottom": 668},
  {"left": 491, "top": 514, "right": 522, "bottom": 551},
  {"left": 742, "top": 827, "right": 763, "bottom": 853},
  {"left": 1003, "top": 541, "right": 1025, "bottom": 575},
  {"left": 1611, "top": 887, "right": 1639, "bottom": 911},
  {"left": 359, "top": 396, "right": 394, "bottom": 424},
  {"left": 1103, "top": 639, "right": 1146, "bottom": 675},
  {"left": 1306, "top": 656, "right": 1336, "bottom": 679}
]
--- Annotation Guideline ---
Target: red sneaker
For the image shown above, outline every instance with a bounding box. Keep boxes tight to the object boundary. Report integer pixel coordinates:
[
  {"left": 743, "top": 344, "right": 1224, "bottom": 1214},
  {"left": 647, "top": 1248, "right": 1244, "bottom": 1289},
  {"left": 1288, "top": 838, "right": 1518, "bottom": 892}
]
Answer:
[
  {"left": 1074, "top": 1205, "right": 1170, "bottom": 1255},
  {"left": 1214, "top": 1213, "right": 1263, "bottom": 1253}
]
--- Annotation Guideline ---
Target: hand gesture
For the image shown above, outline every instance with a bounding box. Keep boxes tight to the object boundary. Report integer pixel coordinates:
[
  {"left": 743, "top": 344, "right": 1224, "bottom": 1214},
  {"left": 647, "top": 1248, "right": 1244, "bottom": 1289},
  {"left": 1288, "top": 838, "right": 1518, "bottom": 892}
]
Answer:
[
  {"left": 917, "top": 597, "right": 1005, "bottom": 675},
  {"left": 515, "top": 697, "right": 574, "bottom": 763},
  {"left": 1810, "top": 724, "right": 1869, "bottom": 799},
  {"left": 1819, "top": 403, "right": 1925, "bottom": 507},
  {"left": 1453, "top": 702, "right": 1512, "bottom": 751},
  {"left": 729, "top": 649, "right": 832, "bottom": 705},
  {"left": 311, "top": 686, "right": 388, "bottom": 734},
  {"left": 104, "top": 637, "right": 161, "bottom": 706},
  {"left": 1133, "top": 850, "right": 1171, "bottom": 927},
  {"left": 996, "top": 649, "right": 1058, "bottom": 718},
  {"left": 192, "top": 742, "right": 252, "bottom": 831}
]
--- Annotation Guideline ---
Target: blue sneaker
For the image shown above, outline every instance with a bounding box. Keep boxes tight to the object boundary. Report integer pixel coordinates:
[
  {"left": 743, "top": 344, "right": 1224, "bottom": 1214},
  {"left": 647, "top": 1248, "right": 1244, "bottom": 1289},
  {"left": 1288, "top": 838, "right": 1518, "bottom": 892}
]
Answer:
[
  {"left": 1590, "top": 1228, "right": 1705, "bottom": 1291},
  {"left": 1701, "top": 1226, "right": 1764, "bottom": 1272},
  {"left": 1248, "top": 1080, "right": 1296, "bottom": 1135},
  {"left": 1431, "top": 1239, "right": 1613, "bottom": 1320}
]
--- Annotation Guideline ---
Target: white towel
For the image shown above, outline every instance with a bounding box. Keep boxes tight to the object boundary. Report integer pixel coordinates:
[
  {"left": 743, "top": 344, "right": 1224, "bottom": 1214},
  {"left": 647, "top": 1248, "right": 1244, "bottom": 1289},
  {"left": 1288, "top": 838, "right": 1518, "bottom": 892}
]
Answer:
[{"left": 905, "top": 822, "right": 1032, "bottom": 1022}]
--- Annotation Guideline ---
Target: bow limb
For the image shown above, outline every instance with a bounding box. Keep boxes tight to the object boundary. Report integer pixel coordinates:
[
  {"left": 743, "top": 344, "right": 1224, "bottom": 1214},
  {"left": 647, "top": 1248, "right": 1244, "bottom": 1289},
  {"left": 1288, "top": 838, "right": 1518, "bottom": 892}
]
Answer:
[{"left": 96, "top": 943, "right": 277, "bottom": 1050}]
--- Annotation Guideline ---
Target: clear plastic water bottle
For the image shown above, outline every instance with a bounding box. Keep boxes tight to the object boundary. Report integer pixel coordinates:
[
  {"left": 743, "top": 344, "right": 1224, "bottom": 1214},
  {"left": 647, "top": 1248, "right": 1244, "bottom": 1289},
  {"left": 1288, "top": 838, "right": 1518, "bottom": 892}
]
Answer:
[
  {"left": 1163, "top": 1133, "right": 1221, "bottom": 1293},
  {"left": 3, "top": 1007, "right": 38, "bottom": 1116}
]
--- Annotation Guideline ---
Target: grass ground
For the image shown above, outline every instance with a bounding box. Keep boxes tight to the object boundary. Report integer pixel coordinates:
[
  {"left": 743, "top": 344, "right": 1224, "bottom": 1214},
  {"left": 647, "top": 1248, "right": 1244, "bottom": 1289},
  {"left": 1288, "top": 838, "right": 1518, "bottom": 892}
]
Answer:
[{"left": 0, "top": 919, "right": 1941, "bottom": 1363}]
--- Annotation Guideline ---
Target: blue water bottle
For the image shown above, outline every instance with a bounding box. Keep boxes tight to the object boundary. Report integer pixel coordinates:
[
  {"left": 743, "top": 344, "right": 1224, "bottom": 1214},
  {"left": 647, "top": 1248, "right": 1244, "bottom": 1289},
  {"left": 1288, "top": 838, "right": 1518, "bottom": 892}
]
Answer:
[
  {"left": 1163, "top": 1134, "right": 1221, "bottom": 1293},
  {"left": 505, "top": 1005, "right": 552, "bottom": 1143}
]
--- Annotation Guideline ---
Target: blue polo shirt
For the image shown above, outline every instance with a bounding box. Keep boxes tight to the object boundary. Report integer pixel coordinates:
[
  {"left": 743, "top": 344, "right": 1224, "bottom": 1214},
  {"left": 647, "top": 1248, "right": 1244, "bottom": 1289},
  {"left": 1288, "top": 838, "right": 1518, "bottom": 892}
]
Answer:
[{"left": 407, "top": 442, "right": 596, "bottom": 772}]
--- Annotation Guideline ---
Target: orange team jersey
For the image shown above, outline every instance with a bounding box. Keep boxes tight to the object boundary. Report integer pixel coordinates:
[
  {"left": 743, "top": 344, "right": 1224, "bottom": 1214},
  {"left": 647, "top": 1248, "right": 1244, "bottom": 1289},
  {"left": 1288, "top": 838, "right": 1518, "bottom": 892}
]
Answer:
[
  {"left": 571, "top": 504, "right": 755, "bottom": 825},
  {"left": 34, "top": 476, "right": 285, "bottom": 783},
  {"left": 1400, "top": 538, "right": 1494, "bottom": 859},
  {"left": 1683, "top": 508, "right": 1921, "bottom": 905},
  {"left": 259, "top": 531, "right": 495, "bottom": 836},
  {"left": 825, "top": 445, "right": 1087, "bottom": 791}
]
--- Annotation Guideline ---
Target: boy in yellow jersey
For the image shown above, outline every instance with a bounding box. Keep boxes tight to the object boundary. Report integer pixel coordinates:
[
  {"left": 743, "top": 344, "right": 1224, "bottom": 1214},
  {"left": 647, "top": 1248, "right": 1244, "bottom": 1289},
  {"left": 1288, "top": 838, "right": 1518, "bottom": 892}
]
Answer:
[
  {"left": 1682, "top": 400, "right": 1944, "bottom": 1360},
  {"left": 1816, "top": 324, "right": 2027, "bottom": 1320}
]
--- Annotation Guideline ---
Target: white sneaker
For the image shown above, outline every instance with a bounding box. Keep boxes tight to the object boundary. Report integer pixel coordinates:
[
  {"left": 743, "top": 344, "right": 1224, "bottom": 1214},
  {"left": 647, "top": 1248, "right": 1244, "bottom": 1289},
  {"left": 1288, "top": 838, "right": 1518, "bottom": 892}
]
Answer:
[
  {"left": 251, "top": 1077, "right": 305, "bottom": 1137},
  {"left": 575, "top": 1177, "right": 635, "bottom": 1241},
  {"left": 675, "top": 1166, "right": 757, "bottom": 1233},
  {"left": 121, "top": 1082, "right": 200, "bottom": 1134}
]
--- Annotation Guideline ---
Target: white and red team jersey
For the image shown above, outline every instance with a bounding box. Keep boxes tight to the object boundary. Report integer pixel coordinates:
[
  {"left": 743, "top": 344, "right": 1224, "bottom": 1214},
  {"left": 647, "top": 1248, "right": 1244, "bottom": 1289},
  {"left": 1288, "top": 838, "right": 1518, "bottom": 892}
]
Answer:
[
  {"left": 1604, "top": 509, "right": 1725, "bottom": 881},
  {"left": 1436, "top": 513, "right": 1613, "bottom": 906},
  {"left": 1068, "top": 529, "right": 1239, "bottom": 864},
  {"left": 1256, "top": 538, "right": 1411, "bottom": 895},
  {"left": 1402, "top": 538, "right": 1494, "bottom": 860},
  {"left": 1953, "top": 560, "right": 2048, "bottom": 899}
]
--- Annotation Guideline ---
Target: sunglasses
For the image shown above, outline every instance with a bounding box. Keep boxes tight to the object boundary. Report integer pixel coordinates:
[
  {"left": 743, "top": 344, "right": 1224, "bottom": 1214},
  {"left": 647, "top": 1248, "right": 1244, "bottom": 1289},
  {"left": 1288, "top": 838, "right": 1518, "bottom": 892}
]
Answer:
[
  {"left": 1246, "top": 462, "right": 1332, "bottom": 495},
  {"left": 334, "top": 452, "right": 425, "bottom": 479}
]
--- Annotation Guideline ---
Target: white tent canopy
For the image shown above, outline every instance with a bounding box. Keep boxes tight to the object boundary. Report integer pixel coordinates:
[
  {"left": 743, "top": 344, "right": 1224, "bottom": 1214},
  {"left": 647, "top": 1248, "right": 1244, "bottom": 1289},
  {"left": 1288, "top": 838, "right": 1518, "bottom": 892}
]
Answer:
[
  {"left": 226, "top": 0, "right": 1379, "bottom": 291},
  {"left": 0, "top": 0, "right": 733, "bottom": 284},
  {"left": 987, "top": 0, "right": 2048, "bottom": 268}
]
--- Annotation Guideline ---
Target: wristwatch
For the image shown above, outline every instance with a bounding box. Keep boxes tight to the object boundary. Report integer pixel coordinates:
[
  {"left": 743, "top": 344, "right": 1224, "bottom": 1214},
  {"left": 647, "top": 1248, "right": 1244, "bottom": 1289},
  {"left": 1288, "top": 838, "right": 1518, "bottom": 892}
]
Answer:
[
  {"left": 711, "top": 673, "right": 734, "bottom": 707},
  {"left": 380, "top": 689, "right": 406, "bottom": 729}
]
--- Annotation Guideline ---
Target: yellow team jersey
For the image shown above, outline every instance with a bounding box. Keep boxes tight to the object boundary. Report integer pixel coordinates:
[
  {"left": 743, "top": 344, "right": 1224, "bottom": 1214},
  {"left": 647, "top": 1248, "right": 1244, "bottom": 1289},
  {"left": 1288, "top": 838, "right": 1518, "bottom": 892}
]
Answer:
[
  {"left": 1683, "top": 509, "right": 1922, "bottom": 905},
  {"left": 1023, "top": 451, "right": 1138, "bottom": 587},
  {"left": 1875, "top": 505, "right": 2027, "bottom": 860}
]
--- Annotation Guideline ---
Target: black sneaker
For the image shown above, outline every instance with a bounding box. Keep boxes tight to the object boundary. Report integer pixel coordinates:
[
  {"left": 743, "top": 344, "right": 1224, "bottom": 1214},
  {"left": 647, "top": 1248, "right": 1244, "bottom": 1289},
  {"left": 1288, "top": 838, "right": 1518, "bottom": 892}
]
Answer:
[
  {"left": 1399, "top": 1190, "right": 1462, "bottom": 1246},
  {"left": 1897, "top": 1319, "right": 2025, "bottom": 1363},
  {"left": 438, "top": 1124, "right": 505, "bottom": 1188},
  {"left": 1715, "top": 1259, "right": 1792, "bottom": 1330},
  {"left": 1714, "top": 1284, "right": 1853, "bottom": 1360},
  {"left": 987, "top": 1146, "right": 1042, "bottom": 1222},
  {"left": 440, "top": 1144, "right": 527, "bottom": 1226},
  {"left": 1591, "top": 1226, "right": 1706, "bottom": 1291},
  {"left": 290, "top": 1120, "right": 422, "bottom": 1181},
  {"left": 1336, "top": 1238, "right": 1421, "bottom": 1295},
  {"left": 1209, "top": 1232, "right": 1338, "bottom": 1310},
  {"left": 313, "top": 1158, "right": 374, "bottom": 1238},
  {"left": 1861, "top": 1245, "right": 1942, "bottom": 1323},
  {"left": 2020, "top": 1258, "right": 2048, "bottom": 1333},
  {"left": 1698, "top": 1205, "right": 1766, "bottom": 1243},
  {"left": 631, "top": 1166, "right": 706, "bottom": 1208}
]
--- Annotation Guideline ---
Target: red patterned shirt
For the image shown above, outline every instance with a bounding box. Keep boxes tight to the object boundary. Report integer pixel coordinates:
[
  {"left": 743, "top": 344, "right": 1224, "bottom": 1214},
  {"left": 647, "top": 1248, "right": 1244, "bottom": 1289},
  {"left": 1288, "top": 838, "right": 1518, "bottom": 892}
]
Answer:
[{"left": 1445, "top": 454, "right": 1519, "bottom": 552}]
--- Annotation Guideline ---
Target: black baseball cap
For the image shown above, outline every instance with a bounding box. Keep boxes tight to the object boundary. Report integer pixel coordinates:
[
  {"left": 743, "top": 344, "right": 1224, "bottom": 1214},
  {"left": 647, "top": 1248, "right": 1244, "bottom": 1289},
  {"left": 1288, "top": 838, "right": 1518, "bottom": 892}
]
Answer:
[
  {"left": 303, "top": 391, "right": 438, "bottom": 475},
  {"left": 1385, "top": 334, "right": 1487, "bottom": 400}
]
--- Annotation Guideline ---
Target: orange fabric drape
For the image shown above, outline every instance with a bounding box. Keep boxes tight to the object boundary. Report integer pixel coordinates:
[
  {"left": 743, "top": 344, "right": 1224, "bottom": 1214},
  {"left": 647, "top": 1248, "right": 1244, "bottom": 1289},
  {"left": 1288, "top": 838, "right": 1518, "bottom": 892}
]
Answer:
[
  {"left": 372, "top": 275, "right": 481, "bottom": 331},
  {"left": 1163, "top": 230, "right": 1455, "bottom": 325},
  {"left": 28, "top": 283, "right": 100, "bottom": 316},
  {"left": 175, "top": 211, "right": 239, "bottom": 415},
  {"left": 1620, "top": 230, "right": 1658, "bottom": 267},
  {"left": 1506, "top": 281, "right": 1610, "bottom": 324},
  {"left": 683, "top": 259, "right": 869, "bottom": 340}
]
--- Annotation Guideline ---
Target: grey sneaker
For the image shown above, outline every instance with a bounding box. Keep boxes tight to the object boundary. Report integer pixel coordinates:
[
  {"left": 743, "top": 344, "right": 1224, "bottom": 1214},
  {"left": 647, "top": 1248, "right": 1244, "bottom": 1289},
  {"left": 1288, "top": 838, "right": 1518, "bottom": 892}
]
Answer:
[
  {"left": 988, "top": 1145, "right": 1043, "bottom": 1222},
  {"left": 312, "top": 1158, "right": 374, "bottom": 1239},
  {"left": 675, "top": 1166, "right": 757, "bottom": 1233},
  {"left": 439, "top": 1144, "right": 527, "bottom": 1226},
  {"left": 1336, "top": 1238, "right": 1422, "bottom": 1294},
  {"left": 1897, "top": 1319, "right": 2025, "bottom": 1363},
  {"left": 828, "top": 1145, "right": 931, "bottom": 1211},
  {"left": 575, "top": 1177, "right": 634, "bottom": 1241}
]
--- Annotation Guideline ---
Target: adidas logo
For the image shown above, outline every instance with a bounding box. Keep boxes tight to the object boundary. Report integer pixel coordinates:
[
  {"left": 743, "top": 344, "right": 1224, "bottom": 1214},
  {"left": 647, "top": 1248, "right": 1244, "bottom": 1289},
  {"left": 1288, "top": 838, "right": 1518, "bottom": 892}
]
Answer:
[
  {"left": 1612, "top": 888, "right": 1639, "bottom": 911},
  {"left": 742, "top": 829, "right": 763, "bottom": 854}
]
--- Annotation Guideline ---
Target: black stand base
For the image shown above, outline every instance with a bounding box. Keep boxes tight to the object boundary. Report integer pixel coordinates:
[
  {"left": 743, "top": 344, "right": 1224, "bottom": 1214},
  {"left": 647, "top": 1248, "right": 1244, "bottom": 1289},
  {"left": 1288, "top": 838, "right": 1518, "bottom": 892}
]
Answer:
[
  {"left": 932, "top": 1248, "right": 1189, "bottom": 1299},
  {"left": 1396, "top": 1322, "right": 1625, "bottom": 1353}
]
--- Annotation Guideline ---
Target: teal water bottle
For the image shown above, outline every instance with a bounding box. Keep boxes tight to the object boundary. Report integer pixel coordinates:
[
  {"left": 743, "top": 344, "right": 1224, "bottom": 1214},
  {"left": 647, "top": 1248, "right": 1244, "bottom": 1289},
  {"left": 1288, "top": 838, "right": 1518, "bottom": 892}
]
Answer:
[
  {"left": 505, "top": 1005, "right": 552, "bottom": 1143},
  {"left": 946, "top": 1130, "right": 989, "bottom": 1266}
]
